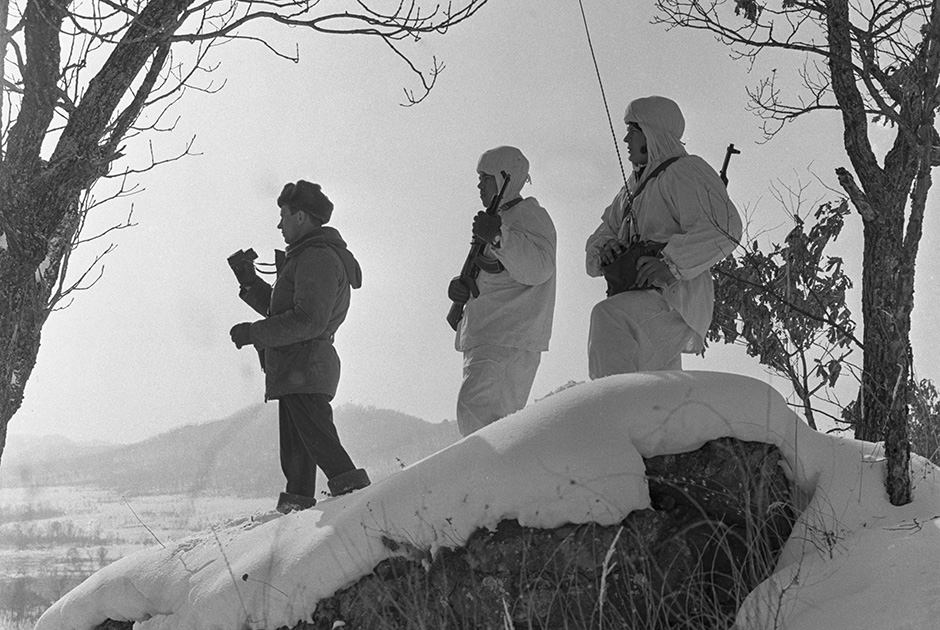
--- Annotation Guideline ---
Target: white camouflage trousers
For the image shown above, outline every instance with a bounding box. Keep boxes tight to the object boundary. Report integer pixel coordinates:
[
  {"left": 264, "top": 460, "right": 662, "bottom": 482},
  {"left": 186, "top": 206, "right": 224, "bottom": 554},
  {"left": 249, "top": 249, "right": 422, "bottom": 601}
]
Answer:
[
  {"left": 588, "top": 290, "right": 694, "bottom": 379},
  {"left": 457, "top": 344, "right": 541, "bottom": 437}
]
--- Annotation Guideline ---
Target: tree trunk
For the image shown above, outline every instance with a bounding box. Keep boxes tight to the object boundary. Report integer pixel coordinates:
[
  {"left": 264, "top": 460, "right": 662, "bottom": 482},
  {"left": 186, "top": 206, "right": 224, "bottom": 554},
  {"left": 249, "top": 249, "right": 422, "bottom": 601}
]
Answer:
[
  {"left": 0, "top": 161, "right": 90, "bottom": 462},
  {"left": 855, "top": 204, "right": 913, "bottom": 505},
  {"left": 826, "top": 0, "right": 925, "bottom": 507},
  {"left": 0, "top": 240, "right": 56, "bottom": 464}
]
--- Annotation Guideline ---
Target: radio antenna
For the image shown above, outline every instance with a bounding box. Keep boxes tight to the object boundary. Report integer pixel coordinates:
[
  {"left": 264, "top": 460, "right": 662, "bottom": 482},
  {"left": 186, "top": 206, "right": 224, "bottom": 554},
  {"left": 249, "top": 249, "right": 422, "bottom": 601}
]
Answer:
[{"left": 576, "top": 0, "right": 629, "bottom": 190}]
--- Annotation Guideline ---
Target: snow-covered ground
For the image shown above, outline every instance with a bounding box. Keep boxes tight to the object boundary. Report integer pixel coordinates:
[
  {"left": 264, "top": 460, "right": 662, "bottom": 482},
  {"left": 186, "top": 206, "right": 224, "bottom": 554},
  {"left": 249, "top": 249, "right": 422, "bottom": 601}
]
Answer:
[{"left": 35, "top": 371, "right": 940, "bottom": 630}]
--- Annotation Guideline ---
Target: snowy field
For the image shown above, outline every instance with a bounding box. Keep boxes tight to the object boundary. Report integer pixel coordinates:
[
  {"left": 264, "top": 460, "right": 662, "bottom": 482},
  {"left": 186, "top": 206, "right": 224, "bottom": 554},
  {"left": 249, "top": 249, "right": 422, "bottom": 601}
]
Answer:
[{"left": 0, "top": 487, "right": 272, "bottom": 629}]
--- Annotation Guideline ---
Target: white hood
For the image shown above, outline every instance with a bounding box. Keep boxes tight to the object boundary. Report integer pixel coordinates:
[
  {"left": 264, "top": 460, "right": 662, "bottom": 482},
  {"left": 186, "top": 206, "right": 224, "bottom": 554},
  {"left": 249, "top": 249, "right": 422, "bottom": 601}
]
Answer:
[
  {"left": 624, "top": 96, "right": 689, "bottom": 164},
  {"left": 476, "top": 145, "right": 531, "bottom": 201}
]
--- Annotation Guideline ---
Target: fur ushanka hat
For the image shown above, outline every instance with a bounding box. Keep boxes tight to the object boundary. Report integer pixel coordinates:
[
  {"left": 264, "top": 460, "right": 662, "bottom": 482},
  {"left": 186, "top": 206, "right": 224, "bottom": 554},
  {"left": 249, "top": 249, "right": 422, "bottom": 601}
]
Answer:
[{"left": 277, "top": 180, "right": 333, "bottom": 224}]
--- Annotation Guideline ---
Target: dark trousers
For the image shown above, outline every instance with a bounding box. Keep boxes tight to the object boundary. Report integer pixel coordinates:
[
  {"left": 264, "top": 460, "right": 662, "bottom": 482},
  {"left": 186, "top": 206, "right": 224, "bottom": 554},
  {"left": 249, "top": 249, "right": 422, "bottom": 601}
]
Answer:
[{"left": 278, "top": 393, "right": 356, "bottom": 497}]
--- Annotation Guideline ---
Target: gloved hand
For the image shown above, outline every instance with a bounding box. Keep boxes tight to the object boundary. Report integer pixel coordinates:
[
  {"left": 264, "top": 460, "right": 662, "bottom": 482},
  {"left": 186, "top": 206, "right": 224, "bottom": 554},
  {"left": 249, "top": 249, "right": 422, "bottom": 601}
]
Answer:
[
  {"left": 229, "top": 322, "right": 253, "bottom": 349},
  {"left": 635, "top": 256, "right": 677, "bottom": 290},
  {"left": 230, "top": 260, "right": 257, "bottom": 287},
  {"left": 448, "top": 277, "right": 471, "bottom": 304},
  {"left": 472, "top": 211, "right": 502, "bottom": 244},
  {"left": 599, "top": 239, "right": 628, "bottom": 266}
]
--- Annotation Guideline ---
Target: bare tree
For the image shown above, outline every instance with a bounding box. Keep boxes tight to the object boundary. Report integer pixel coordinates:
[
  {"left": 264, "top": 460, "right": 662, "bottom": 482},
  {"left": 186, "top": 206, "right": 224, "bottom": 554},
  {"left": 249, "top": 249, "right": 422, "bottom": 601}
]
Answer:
[
  {"left": 0, "top": 0, "right": 488, "bottom": 467},
  {"left": 655, "top": 0, "right": 940, "bottom": 505}
]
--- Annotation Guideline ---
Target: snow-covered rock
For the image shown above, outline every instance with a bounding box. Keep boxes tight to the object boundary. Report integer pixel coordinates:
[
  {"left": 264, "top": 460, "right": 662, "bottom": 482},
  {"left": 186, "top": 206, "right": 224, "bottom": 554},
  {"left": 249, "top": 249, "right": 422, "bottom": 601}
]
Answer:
[{"left": 35, "top": 371, "right": 940, "bottom": 630}]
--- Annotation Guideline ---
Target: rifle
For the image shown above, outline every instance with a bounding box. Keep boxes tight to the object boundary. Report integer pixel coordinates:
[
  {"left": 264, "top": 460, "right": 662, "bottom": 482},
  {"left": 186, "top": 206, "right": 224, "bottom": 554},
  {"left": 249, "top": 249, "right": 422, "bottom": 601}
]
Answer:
[
  {"left": 719, "top": 143, "right": 740, "bottom": 186},
  {"left": 446, "top": 171, "right": 512, "bottom": 331}
]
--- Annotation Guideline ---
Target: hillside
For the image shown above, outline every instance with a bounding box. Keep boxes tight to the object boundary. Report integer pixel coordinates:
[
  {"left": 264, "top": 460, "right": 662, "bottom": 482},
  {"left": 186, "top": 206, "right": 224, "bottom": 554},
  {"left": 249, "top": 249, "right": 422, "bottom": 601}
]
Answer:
[{"left": 0, "top": 404, "right": 460, "bottom": 497}]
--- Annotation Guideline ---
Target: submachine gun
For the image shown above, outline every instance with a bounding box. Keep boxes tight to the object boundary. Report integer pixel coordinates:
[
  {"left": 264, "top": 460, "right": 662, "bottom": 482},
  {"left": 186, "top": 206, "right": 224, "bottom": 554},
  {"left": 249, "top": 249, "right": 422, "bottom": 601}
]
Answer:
[{"left": 446, "top": 170, "right": 511, "bottom": 331}]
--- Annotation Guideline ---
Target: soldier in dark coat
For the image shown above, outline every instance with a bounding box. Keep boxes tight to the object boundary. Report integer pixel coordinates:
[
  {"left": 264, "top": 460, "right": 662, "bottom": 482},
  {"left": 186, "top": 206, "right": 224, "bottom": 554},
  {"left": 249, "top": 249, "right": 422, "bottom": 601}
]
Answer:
[{"left": 229, "top": 180, "right": 370, "bottom": 514}]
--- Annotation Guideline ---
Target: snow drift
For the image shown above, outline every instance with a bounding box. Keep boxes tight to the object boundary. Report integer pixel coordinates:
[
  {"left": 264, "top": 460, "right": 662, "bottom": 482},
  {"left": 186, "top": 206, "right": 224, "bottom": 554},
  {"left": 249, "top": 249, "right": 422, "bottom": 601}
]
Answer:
[{"left": 35, "top": 371, "right": 940, "bottom": 629}]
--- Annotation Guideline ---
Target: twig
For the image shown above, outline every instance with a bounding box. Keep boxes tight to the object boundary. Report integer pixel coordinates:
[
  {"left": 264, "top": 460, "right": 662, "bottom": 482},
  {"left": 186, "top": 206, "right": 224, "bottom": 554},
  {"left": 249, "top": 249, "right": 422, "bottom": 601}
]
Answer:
[{"left": 122, "top": 496, "right": 165, "bottom": 548}]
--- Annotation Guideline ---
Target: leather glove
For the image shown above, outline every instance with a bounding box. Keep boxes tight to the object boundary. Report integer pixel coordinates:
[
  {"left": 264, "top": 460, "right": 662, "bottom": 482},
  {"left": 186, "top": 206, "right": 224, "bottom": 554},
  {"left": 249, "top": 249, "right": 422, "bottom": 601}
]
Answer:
[
  {"left": 448, "top": 277, "right": 471, "bottom": 304},
  {"left": 229, "top": 322, "right": 253, "bottom": 349},
  {"left": 230, "top": 260, "right": 257, "bottom": 287},
  {"left": 472, "top": 211, "right": 502, "bottom": 244}
]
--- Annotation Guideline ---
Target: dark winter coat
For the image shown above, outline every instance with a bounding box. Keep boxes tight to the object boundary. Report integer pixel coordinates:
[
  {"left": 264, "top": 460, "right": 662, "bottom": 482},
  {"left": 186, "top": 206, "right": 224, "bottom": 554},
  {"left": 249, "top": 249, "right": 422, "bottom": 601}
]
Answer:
[{"left": 240, "top": 227, "right": 362, "bottom": 400}]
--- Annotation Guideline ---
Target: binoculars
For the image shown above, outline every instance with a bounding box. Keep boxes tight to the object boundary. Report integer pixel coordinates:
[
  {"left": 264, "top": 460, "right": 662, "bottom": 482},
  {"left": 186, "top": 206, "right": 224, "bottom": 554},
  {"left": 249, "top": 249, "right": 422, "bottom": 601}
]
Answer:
[{"left": 227, "top": 248, "right": 257, "bottom": 270}]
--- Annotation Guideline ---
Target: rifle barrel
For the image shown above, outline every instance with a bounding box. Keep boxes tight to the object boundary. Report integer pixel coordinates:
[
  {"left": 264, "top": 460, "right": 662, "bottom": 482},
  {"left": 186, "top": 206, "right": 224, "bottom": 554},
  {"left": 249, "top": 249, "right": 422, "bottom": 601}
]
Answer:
[{"left": 719, "top": 143, "right": 740, "bottom": 186}]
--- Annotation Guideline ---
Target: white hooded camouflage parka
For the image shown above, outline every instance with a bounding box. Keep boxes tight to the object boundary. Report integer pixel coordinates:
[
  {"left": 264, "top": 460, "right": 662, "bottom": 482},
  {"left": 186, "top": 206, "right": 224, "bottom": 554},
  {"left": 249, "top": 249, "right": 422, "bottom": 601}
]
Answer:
[{"left": 456, "top": 146, "right": 557, "bottom": 353}]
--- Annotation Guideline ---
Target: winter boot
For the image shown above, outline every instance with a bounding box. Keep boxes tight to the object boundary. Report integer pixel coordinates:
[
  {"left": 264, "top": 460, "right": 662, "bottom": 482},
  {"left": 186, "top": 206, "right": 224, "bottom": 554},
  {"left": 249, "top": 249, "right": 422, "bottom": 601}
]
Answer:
[
  {"left": 276, "top": 492, "right": 317, "bottom": 514},
  {"left": 328, "top": 468, "right": 371, "bottom": 497}
]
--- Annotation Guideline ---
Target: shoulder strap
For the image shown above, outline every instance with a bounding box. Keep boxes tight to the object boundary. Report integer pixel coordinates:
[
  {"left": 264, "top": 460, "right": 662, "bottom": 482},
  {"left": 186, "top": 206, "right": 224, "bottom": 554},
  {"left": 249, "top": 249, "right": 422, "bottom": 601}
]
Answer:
[
  {"left": 619, "top": 156, "right": 682, "bottom": 242},
  {"left": 498, "top": 197, "right": 524, "bottom": 213},
  {"left": 632, "top": 156, "right": 681, "bottom": 200}
]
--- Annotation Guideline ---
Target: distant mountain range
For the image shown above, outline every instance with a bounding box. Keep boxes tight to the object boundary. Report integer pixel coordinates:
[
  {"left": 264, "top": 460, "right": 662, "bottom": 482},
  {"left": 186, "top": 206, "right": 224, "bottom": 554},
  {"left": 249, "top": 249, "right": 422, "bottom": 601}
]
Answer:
[{"left": 0, "top": 404, "right": 461, "bottom": 497}]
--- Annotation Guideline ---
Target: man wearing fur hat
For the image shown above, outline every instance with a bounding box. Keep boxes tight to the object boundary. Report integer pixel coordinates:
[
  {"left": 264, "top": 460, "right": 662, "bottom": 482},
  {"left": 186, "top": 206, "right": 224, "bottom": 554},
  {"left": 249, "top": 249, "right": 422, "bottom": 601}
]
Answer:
[
  {"left": 229, "top": 180, "right": 369, "bottom": 514},
  {"left": 448, "top": 146, "right": 556, "bottom": 436},
  {"left": 585, "top": 96, "right": 742, "bottom": 378}
]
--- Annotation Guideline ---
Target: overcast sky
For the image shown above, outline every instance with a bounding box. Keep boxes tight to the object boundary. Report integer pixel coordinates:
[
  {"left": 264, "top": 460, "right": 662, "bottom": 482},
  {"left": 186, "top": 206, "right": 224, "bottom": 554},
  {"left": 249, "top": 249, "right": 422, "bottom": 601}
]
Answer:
[{"left": 9, "top": 1, "right": 940, "bottom": 444}]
